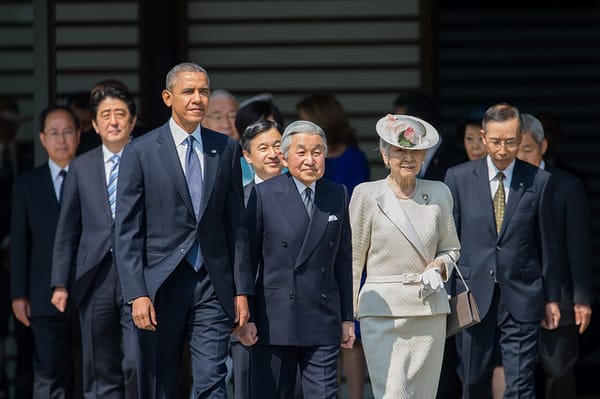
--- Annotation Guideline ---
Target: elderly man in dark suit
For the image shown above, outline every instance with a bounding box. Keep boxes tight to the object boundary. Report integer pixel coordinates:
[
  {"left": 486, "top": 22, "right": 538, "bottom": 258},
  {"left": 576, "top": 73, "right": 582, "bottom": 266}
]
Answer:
[
  {"left": 10, "top": 106, "right": 81, "bottom": 398},
  {"left": 240, "top": 120, "right": 354, "bottom": 399},
  {"left": 114, "top": 62, "right": 253, "bottom": 399},
  {"left": 516, "top": 113, "right": 593, "bottom": 399},
  {"left": 444, "top": 103, "right": 561, "bottom": 399},
  {"left": 51, "top": 86, "right": 139, "bottom": 398}
]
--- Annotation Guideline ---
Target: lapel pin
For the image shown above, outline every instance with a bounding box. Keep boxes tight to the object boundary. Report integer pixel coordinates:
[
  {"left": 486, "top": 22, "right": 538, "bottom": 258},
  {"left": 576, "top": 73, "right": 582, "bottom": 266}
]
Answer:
[
  {"left": 211, "top": 149, "right": 217, "bottom": 154},
  {"left": 520, "top": 182, "right": 524, "bottom": 187}
]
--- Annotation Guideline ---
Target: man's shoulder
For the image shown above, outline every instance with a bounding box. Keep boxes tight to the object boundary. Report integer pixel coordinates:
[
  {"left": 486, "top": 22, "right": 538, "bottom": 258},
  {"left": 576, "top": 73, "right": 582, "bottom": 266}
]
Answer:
[
  {"left": 447, "top": 158, "right": 482, "bottom": 176},
  {"left": 16, "top": 163, "right": 49, "bottom": 185}
]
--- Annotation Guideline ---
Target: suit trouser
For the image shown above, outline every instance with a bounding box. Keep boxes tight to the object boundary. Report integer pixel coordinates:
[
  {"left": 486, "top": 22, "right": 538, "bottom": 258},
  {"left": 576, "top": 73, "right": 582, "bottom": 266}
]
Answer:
[
  {"left": 136, "top": 263, "right": 232, "bottom": 399},
  {"left": 79, "top": 259, "right": 137, "bottom": 399},
  {"left": 538, "top": 324, "right": 579, "bottom": 399},
  {"left": 231, "top": 339, "right": 251, "bottom": 399},
  {"left": 251, "top": 344, "right": 340, "bottom": 399},
  {"left": 30, "top": 310, "right": 79, "bottom": 399},
  {"left": 456, "top": 285, "right": 540, "bottom": 399}
]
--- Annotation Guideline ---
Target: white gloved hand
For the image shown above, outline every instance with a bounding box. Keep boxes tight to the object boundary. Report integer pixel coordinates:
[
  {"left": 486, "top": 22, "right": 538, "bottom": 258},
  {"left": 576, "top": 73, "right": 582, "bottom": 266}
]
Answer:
[{"left": 421, "top": 268, "right": 444, "bottom": 291}]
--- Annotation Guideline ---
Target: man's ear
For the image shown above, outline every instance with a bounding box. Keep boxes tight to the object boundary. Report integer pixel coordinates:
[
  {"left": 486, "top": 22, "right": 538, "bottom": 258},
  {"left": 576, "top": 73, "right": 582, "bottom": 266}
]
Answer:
[
  {"left": 242, "top": 149, "right": 252, "bottom": 165},
  {"left": 162, "top": 89, "right": 172, "bottom": 107},
  {"left": 541, "top": 138, "right": 548, "bottom": 156}
]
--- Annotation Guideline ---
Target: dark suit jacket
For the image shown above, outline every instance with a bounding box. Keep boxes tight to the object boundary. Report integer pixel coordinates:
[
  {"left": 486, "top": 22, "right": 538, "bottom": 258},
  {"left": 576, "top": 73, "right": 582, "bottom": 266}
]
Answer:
[
  {"left": 243, "top": 181, "right": 255, "bottom": 207},
  {"left": 545, "top": 165, "right": 593, "bottom": 325},
  {"left": 247, "top": 173, "right": 353, "bottom": 346},
  {"left": 115, "top": 122, "right": 253, "bottom": 319},
  {"left": 444, "top": 158, "right": 560, "bottom": 323},
  {"left": 51, "top": 147, "right": 115, "bottom": 305},
  {"left": 10, "top": 164, "right": 63, "bottom": 317}
]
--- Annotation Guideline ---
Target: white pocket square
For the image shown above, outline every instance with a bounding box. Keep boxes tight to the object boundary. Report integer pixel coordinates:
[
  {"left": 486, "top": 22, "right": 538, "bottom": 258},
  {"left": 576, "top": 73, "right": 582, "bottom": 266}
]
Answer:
[{"left": 328, "top": 215, "right": 338, "bottom": 222}]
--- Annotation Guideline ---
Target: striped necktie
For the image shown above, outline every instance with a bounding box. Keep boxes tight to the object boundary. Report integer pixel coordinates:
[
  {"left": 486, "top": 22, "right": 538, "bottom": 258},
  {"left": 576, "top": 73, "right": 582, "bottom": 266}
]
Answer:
[
  {"left": 493, "top": 172, "right": 505, "bottom": 234},
  {"left": 107, "top": 155, "right": 120, "bottom": 219},
  {"left": 303, "top": 187, "right": 313, "bottom": 217}
]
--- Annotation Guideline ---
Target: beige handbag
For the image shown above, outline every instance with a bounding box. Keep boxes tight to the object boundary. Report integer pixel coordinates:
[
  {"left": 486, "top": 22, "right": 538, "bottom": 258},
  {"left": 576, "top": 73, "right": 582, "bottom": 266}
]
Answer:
[{"left": 446, "top": 264, "right": 481, "bottom": 337}]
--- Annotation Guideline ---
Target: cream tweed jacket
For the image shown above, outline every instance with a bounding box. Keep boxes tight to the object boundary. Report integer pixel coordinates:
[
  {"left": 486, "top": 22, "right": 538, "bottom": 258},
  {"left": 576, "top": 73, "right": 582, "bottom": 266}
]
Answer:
[{"left": 350, "top": 178, "right": 460, "bottom": 319}]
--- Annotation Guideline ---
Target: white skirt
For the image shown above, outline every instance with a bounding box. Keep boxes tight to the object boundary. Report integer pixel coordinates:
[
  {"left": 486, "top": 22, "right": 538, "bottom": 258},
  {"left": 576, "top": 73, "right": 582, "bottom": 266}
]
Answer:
[{"left": 360, "top": 314, "right": 446, "bottom": 399}]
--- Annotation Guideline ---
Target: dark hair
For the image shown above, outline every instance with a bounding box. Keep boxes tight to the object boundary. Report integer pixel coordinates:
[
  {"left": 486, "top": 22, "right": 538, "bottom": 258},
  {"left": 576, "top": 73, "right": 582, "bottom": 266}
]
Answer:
[
  {"left": 482, "top": 103, "right": 521, "bottom": 133},
  {"left": 456, "top": 106, "right": 486, "bottom": 139},
  {"left": 295, "top": 92, "right": 357, "bottom": 149},
  {"left": 90, "top": 79, "right": 129, "bottom": 95},
  {"left": 90, "top": 86, "right": 137, "bottom": 120},
  {"left": 235, "top": 100, "right": 284, "bottom": 136},
  {"left": 39, "top": 105, "right": 80, "bottom": 132},
  {"left": 241, "top": 119, "right": 282, "bottom": 152},
  {"left": 393, "top": 90, "right": 439, "bottom": 127},
  {"left": 67, "top": 91, "right": 91, "bottom": 110}
]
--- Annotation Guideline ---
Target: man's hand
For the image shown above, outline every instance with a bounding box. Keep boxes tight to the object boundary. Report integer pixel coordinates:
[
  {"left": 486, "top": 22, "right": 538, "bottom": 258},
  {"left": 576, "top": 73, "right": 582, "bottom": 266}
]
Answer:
[
  {"left": 574, "top": 303, "right": 592, "bottom": 334},
  {"left": 51, "top": 286, "right": 69, "bottom": 313},
  {"left": 231, "top": 295, "right": 249, "bottom": 335},
  {"left": 541, "top": 301, "right": 560, "bottom": 330},
  {"left": 237, "top": 322, "right": 258, "bottom": 347},
  {"left": 132, "top": 296, "right": 157, "bottom": 331},
  {"left": 12, "top": 298, "right": 31, "bottom": 327},
  {"left": 341, "top": 321, "right": 355, "bottom": 349}
]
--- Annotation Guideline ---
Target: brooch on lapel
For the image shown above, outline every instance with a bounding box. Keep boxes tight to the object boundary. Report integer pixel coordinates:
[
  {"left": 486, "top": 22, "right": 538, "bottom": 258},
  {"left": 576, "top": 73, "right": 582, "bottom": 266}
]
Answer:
[
  {"left": 421, "top": 193, "right": 430, "bottom": 204},
  {"left": 210, "top": 149, "right": 217, "bottom": 154}
]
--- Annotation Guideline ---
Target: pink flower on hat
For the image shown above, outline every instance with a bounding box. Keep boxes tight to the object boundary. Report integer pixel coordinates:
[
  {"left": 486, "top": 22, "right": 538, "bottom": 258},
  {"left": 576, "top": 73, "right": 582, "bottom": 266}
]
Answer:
[{"left": 403, "top": 127, "right": 415, "bottom": 144}]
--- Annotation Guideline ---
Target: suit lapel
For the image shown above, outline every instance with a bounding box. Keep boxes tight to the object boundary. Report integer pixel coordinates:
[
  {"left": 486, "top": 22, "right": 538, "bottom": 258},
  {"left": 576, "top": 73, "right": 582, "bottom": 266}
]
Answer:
[
  {"left": 41, "top": 164, "right": 60, "bottom": 211},
  {"left": 275, "top": 175, "right": 309, "bottom": 245},
  {"left": 499, "top": 160, "right": 528, "bottom": 239},
  {"left": 89, "top": 148, "right": 113, "bottom": 222},
  {"left": 156, "top": 125, "right": 195, "bottom": 218},
  {"left": 375, "top": 185, "right": 427, "bottom": 262},
  {"left": 198, "top": 131, "right": 219, "bottom": 218},
  {"left": 295, "top": 179, "right": 332, "bottom": 268},
  {"left": 473, "top": 159, "right": 497, "bottom": 236}
]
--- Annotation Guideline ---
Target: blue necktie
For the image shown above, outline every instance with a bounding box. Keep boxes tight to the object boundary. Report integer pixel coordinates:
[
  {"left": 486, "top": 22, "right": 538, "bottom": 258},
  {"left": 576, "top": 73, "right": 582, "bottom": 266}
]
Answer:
[
  {"left": 185, "top": 136, "right": 204, "bottom": 271},
  {"left": 107, "top": 155, "right": 120, "bottom": 219},
  {"left": 58, "top": 169, "right": 67, "bottom": 204}
]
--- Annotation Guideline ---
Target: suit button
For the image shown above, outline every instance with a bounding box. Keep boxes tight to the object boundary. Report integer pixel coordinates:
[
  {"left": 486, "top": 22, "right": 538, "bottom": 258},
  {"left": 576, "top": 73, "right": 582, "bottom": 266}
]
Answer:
[
  {"left": 490, "top": 270, "right": 494, "bottom": 275},
  {"left": 328, "top": 241, "right": 334, "bottom": 247},
  {"left": 289, "top": 292, "right": 295, "bottom": 299},
  {"left": 109, "top": 247, "right": 113, "bottom": 253},
  {"left": 180, "top": 248, "right": 186, "bottom": 254},
  {"left": 320, "top": 267, "right": 326, "bottom": 272},
  {"left": 321, "top": 293, "right": 327, "bottom": 299},
  {"left": 282, "top": 240, "right": 288, "bottom": 247},
  {"left": 496, "top": 246, "right": 501, "bottom": 251}
]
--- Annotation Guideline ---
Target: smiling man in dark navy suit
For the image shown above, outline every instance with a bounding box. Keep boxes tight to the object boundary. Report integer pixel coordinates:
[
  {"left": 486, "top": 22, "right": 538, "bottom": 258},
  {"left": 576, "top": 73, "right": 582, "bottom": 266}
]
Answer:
[
  {"left": 114, "top": 62, "right": 253, "bottom": 399},
  {"left": 241, "top": 120, "right": 354, "bottom": 399},
  {"left": 444, "top": 103, "right": 561, "bottom": 399}
]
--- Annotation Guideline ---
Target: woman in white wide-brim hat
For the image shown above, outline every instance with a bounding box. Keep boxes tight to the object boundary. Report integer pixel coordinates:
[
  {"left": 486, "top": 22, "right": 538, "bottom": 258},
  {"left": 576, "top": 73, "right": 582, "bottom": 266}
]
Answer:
[{"left": 349, "top": 114, "right": 461, "bottom": 398}]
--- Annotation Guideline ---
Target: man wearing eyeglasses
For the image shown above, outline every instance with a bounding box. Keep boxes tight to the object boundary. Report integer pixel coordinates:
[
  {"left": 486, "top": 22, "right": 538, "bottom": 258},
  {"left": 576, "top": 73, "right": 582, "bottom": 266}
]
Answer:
[
  {"left": 444, "top": 103, "right": 560, "bottom": 399},
  {"left": 10, "top": 106, "right": 81, "bottom": 398},
  {"left": 203, "top": 89, "right": 240, "bottom": 140}
]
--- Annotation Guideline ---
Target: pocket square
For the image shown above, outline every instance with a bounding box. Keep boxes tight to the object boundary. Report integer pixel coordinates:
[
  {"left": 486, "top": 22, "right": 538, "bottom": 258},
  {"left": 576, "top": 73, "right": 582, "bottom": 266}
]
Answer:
[{"left": 328, "top": 214, "right": 338, "bottom": 222}]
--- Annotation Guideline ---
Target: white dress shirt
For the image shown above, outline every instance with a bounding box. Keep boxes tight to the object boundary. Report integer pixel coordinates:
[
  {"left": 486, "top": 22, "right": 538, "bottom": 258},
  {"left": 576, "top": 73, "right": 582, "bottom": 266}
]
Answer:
[
  {"left": 48, "top": 159, "right": 68, "bottom": 201},
  {"left": 486, "top": 155, "right": 515, "bottom": 204},
  {"left": 169, "top": 118, "right": 205, "bottom": 179}
]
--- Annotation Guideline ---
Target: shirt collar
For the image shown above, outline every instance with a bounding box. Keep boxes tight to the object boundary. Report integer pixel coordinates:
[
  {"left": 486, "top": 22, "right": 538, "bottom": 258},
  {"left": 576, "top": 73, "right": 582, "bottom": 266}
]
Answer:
[
  {"left": 254, "top": 174, "right": 264, "bottom": 184},
  {"left": 486, "top": 155, "right": 515, "bottom": 182},
  {"left": 539, "top": 160, "right": 546, "bottom": 170},
  {"left": 48, "top": 158, "right": 68, "bottom": 180},
  {"left": 102, "top": 145, "right": 124, "bottom": 163},
  {"left": 292, "top": 176, "right": 316, "bottom": 194},
  {"left": 169, "top": 118, "right": 203, "bottom": 148}
]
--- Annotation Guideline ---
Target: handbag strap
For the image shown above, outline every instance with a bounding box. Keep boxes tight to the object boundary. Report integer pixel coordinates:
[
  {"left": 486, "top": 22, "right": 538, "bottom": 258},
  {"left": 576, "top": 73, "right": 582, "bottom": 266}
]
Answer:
[{"left": 453, "top": 263, "right": 471, "bottom": 292}]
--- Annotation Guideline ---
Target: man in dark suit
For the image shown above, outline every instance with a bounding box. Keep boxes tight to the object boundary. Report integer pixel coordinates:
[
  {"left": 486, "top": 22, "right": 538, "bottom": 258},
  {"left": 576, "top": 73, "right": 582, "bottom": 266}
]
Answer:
[
  {"left": 10, "top": 106, "right": 81, "bottom": 398},
  {"left": 114, "top": 62, "right": 253, "bottom": 399},
  {"left": 51, "top": 86, "right": 139, "bottom": 398},
  {"left": 517, "top": 113, "right": 593, "bottom": 399},
  {"left": 240, "top": 120, "right": 354, "bottom": 399},
  {"left": 444, "top": 103, "right": 561, "bottom": 399}
]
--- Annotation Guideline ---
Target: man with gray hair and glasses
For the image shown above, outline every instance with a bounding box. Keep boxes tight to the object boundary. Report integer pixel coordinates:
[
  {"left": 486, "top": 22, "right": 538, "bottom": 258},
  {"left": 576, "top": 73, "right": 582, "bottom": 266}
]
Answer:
[{"left": 516, "top": 113, "right": 593, "bottom": 399}]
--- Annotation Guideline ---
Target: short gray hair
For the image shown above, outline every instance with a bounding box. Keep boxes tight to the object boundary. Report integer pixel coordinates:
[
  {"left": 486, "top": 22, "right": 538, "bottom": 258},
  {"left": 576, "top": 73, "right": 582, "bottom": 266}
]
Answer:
[
  {"left": 210, "top": 89, "right": 237, "bottom": 103},
  {"left": 379, "top": 139, "right": 391, "bottom": 157},
  {"left": 165, "top": 62, "right": 209, "bottom": 91},
  {"left": 521, "top": 113, "right": 545, "bottom": 144},
  {"left": 280, "top": 120, "right": 327, "bottom": 158}
]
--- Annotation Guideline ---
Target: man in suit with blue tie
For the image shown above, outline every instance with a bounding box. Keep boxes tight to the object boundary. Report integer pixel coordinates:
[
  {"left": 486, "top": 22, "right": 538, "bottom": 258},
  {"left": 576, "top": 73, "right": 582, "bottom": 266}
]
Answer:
[
  {"left": 114, "top": 62, "right": 253, "bottom": 398},
  {"left": 444, "top": 103, "right": 561, "bottom": 399},
  {"left": 10, "top": 106, "right": 81, "bottom": 398},
  {"left": 240, "top": 120, "right": 355, "bottom": 399},
  {"left": 51, "top": 86, "right": 138, "bottom": 398},
  {"left": 517, "top": 113, "right": 593, "bottom": 399}
]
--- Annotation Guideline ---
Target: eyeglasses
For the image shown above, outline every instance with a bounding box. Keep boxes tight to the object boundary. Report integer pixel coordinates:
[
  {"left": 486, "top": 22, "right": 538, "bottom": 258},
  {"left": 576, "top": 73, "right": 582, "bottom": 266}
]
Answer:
[
  {"left": 486, "top": 138, "right": 520, "bottom": 149},
  {"left": 205, "top": 113, "right": 236, "bottom": 123},
  {"left": 43, "top": 129, "right": 77, "bottom": 140}
]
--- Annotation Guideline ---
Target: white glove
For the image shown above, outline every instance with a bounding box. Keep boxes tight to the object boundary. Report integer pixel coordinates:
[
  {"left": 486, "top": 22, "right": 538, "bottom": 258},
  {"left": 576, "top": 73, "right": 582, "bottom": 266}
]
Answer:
[{"left": 421, "top": 268, "right": 444, "bottom": 291}]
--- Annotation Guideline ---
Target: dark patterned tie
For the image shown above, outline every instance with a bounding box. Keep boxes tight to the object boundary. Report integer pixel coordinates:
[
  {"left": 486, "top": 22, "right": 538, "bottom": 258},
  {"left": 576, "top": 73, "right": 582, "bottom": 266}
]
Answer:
[
  {"left": 58, "top": 169, "right": 67, "bottom": 204},
  {"left": 493, "top": 172, "right": 505, "bottom": 234},
  {"left": 185, "top": 136, "right": 204, "bottom": 271},
  {"left": 303, "top": 187, "right": 313, "bottom": 217}
]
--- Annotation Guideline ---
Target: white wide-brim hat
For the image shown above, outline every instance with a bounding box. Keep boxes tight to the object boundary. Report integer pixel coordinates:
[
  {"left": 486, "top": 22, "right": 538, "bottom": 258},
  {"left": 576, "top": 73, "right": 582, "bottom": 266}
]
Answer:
[{"left": 376, "top": 114, "right": 439, "bottom": 150}]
